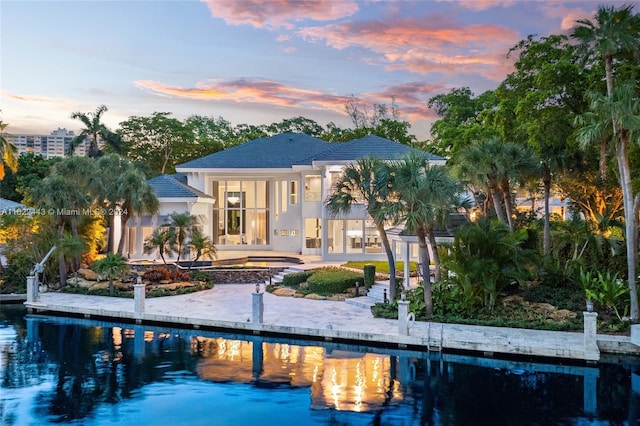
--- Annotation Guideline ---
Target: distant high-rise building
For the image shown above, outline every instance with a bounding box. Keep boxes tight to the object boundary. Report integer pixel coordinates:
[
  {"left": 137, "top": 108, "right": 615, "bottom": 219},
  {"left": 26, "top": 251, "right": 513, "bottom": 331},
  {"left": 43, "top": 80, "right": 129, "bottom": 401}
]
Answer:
[{"left": 6, "top": 128, "right": 88, "bottom": 158}]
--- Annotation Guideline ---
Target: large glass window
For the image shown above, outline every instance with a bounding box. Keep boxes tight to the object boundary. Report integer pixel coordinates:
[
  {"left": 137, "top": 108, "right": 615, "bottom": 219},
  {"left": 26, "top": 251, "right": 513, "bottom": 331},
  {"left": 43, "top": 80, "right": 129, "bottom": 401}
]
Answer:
[
  {"left": 305, "top": 218, "right": 322, "bottom": 248},
  {"left": 304, "top": 176, "right": 322, "bottom": 202},
  {"left": 213, "top": 180, "right": 269, "bottom": 245}
]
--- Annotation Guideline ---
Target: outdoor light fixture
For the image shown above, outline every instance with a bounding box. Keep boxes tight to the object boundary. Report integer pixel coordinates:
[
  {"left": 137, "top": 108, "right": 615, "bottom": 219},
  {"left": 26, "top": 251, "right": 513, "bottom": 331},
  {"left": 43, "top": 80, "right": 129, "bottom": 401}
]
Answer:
[
  {"left": 401, "top": 291, "right": 406, "bottom": 301},
  {"left": 136, "top": 275, "right": 142, "bottom": 285},
  {"left": 586, "top": 300, "right": 594, "bottom": 312},
  {"left": 256, "top": 283, "right": 260, "bottom": 293}
]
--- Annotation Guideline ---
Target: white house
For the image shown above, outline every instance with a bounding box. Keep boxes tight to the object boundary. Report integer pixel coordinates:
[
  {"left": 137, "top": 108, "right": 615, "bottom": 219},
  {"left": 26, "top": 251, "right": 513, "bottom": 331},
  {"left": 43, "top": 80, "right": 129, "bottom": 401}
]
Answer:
[{"left": 125, "top": 133, "right": 452, "bottom": 266}]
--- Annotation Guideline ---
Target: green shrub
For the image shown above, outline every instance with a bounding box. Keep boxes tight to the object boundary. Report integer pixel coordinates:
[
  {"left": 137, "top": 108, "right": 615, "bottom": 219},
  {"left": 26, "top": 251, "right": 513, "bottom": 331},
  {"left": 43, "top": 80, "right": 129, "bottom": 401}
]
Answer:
[
  {"left": 1, "top": 249, "right": 32, "bottom": 293},
  {"left": 282, "top": 271, "right": 313, "bottom": 287},
  {"left": 371, "top": 302, "right": 397, "bottom": 319},
  {"left": 190, "top": 270, "right": 213, "bottom": 284},
  {"left": 307, "top": 267, "right": 362, "bottom": 295},
  {"left": 363, "top": 264, "right": 375, "bottom": 288}
]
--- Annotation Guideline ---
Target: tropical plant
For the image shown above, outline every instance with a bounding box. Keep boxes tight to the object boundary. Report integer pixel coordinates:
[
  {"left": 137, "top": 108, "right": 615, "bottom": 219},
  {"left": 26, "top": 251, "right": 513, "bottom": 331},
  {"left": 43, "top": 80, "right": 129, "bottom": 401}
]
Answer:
[
  {"left": 58, "top": 233, "right": 87, "bottom": 286},
  {"left": 143, "top": 227, "right": 174, "bottom": 264},
  {"left": 187, "top": 230, "right": 217, "bottom": 271},
  {"left": 443, "top": 217, "right": 533, "bottom": 310},
  {"left": 325, "top": 156, "right": 399, "bottom": 300},
  {"left": 93, "top": 253, "right": 128, "bottom": 296},
  {"left": 0, "top": 117, "right": 18, "bottom": 180},
  {"left": 67, "top": 105, "right": 120, "bottom": 157},
  {"left": 164, "top": 212, "right": 199, "bottom": 264}
]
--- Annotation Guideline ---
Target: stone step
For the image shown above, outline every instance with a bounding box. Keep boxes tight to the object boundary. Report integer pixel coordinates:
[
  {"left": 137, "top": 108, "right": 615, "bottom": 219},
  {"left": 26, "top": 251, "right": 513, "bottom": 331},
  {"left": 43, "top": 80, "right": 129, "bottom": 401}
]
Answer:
[
  {"left": 366, "top": 283, "right": 389, "bottom": 302},
  {"left": 266, "top": 267, "right": 306, "bottom": 285},
  {"left": 344, "top": 296, "right": 378, "bottom": 309}
]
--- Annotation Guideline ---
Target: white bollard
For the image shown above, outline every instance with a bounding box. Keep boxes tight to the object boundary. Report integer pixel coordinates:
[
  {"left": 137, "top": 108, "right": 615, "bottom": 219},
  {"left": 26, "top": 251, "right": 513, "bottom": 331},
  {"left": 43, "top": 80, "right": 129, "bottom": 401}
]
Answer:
[
  {"left": 583, "top": 311, "right": 599, "bottom": 361},
  {"left": 252, "top": 285, "right": 264, "bottom": 324},
  {"left": 398, "top": 300, "right": 410, "bottom": 336},
  {"left": 26, "top": 275, "right": 38, "bottom": 303},
  {"left": 134, "top": 279, "right": 146, "bottom": 316}
]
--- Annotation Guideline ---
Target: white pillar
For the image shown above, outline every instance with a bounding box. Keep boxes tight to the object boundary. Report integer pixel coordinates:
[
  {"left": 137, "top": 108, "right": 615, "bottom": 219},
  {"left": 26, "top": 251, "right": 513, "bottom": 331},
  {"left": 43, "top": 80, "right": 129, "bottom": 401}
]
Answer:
[
  {"left": 398, "top": 299, "right": 410, "bottom": 336},
  {"left": 26, "top": 275, "right": 38, "bottom": 303},
  {"left": 583, "top": 312, "right": 599, "bottom": 361},
  {"left": 134, "top": 277, "right": 146, "bottom": 316},
  {"left": 403, "top": 241, "right": 411, "bottom": 290}
]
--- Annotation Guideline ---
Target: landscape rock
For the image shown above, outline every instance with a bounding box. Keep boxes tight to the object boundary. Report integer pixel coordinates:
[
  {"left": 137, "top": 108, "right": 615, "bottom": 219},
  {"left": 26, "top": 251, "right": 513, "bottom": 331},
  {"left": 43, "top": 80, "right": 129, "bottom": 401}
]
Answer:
[
  {"left": 66, "top": 277, "right": 95, "bottom": 288},
  {"left": 272, "top": 287, "right": 297, "bottom": 297},
  {"left": 549, "top": 309, "right": 577, "bottom": 322},
  {"left": 77, "top": 268, "right": 98, "bottom": 281}
]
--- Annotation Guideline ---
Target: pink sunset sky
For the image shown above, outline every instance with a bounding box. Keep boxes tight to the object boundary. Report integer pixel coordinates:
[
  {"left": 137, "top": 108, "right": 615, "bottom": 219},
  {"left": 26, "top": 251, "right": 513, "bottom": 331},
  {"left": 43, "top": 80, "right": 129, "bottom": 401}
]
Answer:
[{"left": 0, "top": 0, "right": 631, "bottom": 141}]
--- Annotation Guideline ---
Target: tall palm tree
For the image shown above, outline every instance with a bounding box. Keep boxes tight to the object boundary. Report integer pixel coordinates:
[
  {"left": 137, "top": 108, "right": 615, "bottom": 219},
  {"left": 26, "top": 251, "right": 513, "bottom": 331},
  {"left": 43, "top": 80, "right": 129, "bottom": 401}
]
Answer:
[
  {"left": 0, "top": 118, "right": 18, "bottom": 180},
  {"left": 93, "top": 154, "right": 159, "bottom": 254},
  {"left": 572, "top": 7, "right": 640, "bottom": 321},
  {"left": 572, "top": 4, "right": 640, "bottom": 178},
  {"left": 67, "top": 105, "right": 120, "bottom": 157},
  {"left": 325, "top": 157, "right": 398, "bottom": 300},
  {"left": 383, "top": 152, "right": 467, "bottom": 316},
  {"left": 576, "top": 80, "right": 640, "bottom": 321}
]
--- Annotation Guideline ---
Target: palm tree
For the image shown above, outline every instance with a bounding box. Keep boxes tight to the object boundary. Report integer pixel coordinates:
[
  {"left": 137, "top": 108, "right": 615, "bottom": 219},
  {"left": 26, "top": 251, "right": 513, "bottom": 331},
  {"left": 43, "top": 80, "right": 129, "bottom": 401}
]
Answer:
[
  {"left": 0, "top": 118, "right": 18, "bottom": 180},
  {"left": 93, "top": 154, "right": 159, "bottom": 254},
  {"left": 575, "top": 80, "right": 640, "bottom": 321},
  {"left": 93, "top": 253, "right": 128, "bottom": 296},
  {"left": 59, "top": 233, "right": 87, "bottom": 286},
  {"left": 143, "top": 227, "right": 174, "bottom": 264},
  {"left": 32, "top": 174, "right": 92, "bottom": 285},
  {"left": 325, "top": 156, "right": 399, "bottom": 300},
  {"left": 572, "top": 5, "right": 640, "bottom": 322},
  {"left": 187, "top": 230, "right": 217, "bottom": 271},
  {"left": 383, "top": 152, "right": 467, "bottom": 316},
  {"left": 67, "top": 105, "right": 120, "bottom": 157},
  {"left": 454, "top": 137, "right": 536, "bottom": 232},
  {"left": 165, "top": 212, "right": 199, "bottom": 264}
]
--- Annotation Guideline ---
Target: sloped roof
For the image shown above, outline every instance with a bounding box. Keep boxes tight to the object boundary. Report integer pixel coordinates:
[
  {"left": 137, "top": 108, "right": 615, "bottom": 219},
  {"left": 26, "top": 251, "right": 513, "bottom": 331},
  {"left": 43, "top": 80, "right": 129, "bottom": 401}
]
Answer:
[
  {"left": 147, "top": 174, "right": 213, "bottom": 199},
  {"left": 386, "top": 213, "right": 470, "bottom": 240},
  {"left": 177, "top": 133, "right": 332, "bottom": 169},
  {"left": 0, "top": 198, "right": 26, "bottom": 213},
  {"left": 176, "top": 133, "right": 444, "bottom": 170},
  {"left": 313, "top": 135, "right": 442, "bottom": 162}
]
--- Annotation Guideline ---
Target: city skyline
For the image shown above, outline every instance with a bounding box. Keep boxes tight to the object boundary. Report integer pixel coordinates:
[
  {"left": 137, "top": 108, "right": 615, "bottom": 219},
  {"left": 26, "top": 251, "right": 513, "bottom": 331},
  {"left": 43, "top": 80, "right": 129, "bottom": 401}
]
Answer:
[{"left": 1, "top": 0, "right": 632, "bottom": 140}]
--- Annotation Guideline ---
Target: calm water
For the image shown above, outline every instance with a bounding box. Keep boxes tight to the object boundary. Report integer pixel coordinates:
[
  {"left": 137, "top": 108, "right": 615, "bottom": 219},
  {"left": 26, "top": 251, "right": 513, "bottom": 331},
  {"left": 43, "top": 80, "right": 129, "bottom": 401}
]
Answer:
[{"left": 1, "top": 305, "right": 638, "bottom": 426}]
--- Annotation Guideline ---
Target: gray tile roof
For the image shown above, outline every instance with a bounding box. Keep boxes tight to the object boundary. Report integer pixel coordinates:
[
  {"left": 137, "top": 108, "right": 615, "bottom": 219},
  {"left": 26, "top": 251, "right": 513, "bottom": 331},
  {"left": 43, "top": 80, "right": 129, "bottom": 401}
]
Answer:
[
  {"left": 176, "top": 133, "right": 444, "bottom": 170},
  {"left": 147, "top": 174, "right": 213, "bottom": 199},
  {"left": 177, "top": 133, "right": 332, "bottom": 169},
  {"left": 313, "top": 135, "right": 438, "bottom": 162},
  {"left": 0, "top": 198, "right": 26, "bottom": 213}
]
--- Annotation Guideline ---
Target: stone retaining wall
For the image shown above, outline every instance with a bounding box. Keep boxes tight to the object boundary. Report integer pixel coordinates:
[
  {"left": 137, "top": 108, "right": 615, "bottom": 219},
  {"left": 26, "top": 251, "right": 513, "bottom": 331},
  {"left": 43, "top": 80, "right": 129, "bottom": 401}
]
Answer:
[{"left": 207, "top": 268, "right": 286, "bottom": 284}]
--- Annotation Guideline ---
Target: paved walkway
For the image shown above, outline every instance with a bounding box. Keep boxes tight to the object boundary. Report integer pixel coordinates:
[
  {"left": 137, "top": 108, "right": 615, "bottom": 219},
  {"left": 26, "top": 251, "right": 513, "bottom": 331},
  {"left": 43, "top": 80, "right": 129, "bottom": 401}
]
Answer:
[{"left": 24, "top": 282, "right": 640, "bottom": 362}]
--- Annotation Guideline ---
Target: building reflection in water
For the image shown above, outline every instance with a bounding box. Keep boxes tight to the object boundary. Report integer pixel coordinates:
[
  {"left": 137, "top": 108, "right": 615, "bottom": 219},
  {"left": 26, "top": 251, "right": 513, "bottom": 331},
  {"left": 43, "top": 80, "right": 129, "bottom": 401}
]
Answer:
[{"left": 193, "top": 336, "right": 400, "bottom": 412}]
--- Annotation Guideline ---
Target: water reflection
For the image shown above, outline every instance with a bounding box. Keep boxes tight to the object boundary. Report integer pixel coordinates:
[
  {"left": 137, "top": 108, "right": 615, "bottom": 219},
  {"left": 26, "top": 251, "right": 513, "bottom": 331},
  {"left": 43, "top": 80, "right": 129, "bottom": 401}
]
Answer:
[{"left": 1, "top": 306, "right": 639, "bottom": 425}]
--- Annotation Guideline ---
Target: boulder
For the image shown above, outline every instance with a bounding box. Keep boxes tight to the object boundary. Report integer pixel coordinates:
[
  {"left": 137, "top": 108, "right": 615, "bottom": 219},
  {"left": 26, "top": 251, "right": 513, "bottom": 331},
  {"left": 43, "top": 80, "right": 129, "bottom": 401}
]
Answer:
[
  {"left": 77, "top": 268, "right": 98, "bottom": 281},
  {"left": 548, "top": 309, "right": 577, "bottom": 322},
  {"left": 530, "top": 302, "right": 556, "bottom": 315},
  {"left": 304, "top": 293, "right": 327, "bottom": 300},
  {"left": 272, "top": 287, "right": 297, "bottom": 297},
  {"left": 66, "top": 277, "right": 95, "bottom": 288}
]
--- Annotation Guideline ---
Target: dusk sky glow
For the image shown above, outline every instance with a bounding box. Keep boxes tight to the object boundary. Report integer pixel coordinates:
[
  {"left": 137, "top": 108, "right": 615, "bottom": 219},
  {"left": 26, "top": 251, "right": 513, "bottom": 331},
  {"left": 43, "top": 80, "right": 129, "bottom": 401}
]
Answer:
[{"left": 1, "top": 0, "right": 635, "bottom": 140}]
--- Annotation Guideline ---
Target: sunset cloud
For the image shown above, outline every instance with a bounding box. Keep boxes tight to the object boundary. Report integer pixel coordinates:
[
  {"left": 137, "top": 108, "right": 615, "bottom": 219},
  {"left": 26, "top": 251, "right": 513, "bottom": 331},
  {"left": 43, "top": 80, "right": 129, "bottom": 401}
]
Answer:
[
  {"left": 297, "top": 19, "right": 519, "bottom": 80},
  {"left": 200, "top": 0, "right": 360, "bottom": 29},
  {"left": 134, "top": 77, "right": 447, "bottom": 124},
  {"left": 538, "top": 3, "right": 595, "bottom": 31},
  {"left": 2, "top": 92, "right": 70, "bottom": 103},
  {"left": 438, "top": 0, "right": 515, "bottom": 11}
]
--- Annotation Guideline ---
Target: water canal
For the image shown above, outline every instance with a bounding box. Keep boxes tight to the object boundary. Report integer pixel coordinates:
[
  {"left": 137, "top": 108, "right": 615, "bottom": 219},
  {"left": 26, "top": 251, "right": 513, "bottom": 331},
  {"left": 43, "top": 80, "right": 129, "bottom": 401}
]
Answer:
[{"left": 1, "top": 305, "right": 638, "bottom": 425}]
